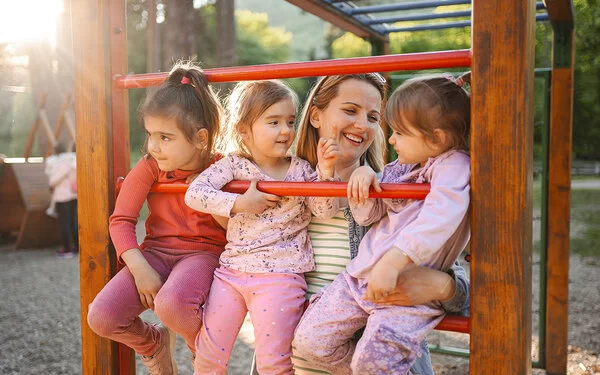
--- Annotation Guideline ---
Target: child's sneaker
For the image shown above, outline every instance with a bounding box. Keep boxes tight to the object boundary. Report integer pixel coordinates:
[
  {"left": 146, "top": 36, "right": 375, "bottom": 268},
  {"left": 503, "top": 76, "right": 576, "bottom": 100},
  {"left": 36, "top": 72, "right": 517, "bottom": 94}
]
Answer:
[
  {"left": 56, "top": 248, "right": 74, "bottom": 259},
  {"left": 140, "top": 323, "right": 177, "bottom": 375}
]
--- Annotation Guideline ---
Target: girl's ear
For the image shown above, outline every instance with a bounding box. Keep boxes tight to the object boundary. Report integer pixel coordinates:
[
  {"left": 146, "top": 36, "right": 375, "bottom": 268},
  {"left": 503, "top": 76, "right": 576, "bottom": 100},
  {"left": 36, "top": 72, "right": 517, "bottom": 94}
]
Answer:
[
  {"left": 431, "top": 128, "right": 449, "bottom": 150},
  {"left": 195, "top": 128, "right": 209, "bottom": 150},
  {"left": 309, "top": 106, "right": 321, "bottom": 129},
  {"left": 238, "top": 124, "right": 250, "bottom": 139}
]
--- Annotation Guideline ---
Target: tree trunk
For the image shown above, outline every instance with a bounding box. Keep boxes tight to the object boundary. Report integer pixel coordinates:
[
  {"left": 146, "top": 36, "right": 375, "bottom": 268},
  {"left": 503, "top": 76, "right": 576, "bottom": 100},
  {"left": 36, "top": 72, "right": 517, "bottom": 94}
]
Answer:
[{"left": 162, "top": 0, "right": 197, "bottom": 68}]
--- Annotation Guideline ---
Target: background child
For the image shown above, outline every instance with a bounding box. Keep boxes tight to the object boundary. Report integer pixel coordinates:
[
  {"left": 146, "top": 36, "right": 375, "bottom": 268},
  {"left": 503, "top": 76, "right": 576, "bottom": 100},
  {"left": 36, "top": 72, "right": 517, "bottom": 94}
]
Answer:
[
  {"left": 45, "top": 141, "right": 78, "bottom": 258},
  {"left": 185, "top": 79, "right": 340, "bottom": 374},
  {"left": 87, "top": 61, "right": 228, "bottom": 375},
  {"left": 294, "top": 73, "right": 472, "bottom": 375}
]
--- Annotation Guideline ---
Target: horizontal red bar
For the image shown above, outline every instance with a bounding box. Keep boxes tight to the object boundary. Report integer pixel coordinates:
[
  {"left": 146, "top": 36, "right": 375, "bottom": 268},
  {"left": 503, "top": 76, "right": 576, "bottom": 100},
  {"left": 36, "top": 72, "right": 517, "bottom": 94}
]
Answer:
[
  {"left": 144, "top": 180, "right": 430, "bottom": 199},
  {"left": 116, "top": 49, "right": 471, "bottom": 89},
  {"left": 435, "top": 316, "right": 470, "bottom": 333}
]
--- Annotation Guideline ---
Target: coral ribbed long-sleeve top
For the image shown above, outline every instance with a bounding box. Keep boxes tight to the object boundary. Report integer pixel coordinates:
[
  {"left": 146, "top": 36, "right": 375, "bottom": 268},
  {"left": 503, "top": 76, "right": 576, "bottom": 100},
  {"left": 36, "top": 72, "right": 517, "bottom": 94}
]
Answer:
[{"left": 109, "top": 155, "right": 227, "bottom": 262}]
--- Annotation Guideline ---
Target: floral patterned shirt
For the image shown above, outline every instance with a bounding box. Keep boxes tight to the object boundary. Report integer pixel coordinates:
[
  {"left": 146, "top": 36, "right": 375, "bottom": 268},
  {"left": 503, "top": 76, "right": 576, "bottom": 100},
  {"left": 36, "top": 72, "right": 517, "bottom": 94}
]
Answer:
[{"left": 185, "top": 154, "right": 339, "bottom": 273}]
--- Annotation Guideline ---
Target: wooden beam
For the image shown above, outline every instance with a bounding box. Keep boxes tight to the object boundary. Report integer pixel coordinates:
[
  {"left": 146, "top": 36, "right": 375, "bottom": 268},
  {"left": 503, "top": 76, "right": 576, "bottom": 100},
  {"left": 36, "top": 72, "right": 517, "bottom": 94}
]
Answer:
[
  {"left": 108, "top": 0, "right": 134, "bottom": 372},
  {"left": 543, "top": 0, "right": 575, "bottom": 25},
  {"left": 470, "top": 1, "right": 535, "bottom": 374},
  {"left": 285, "top": 0, "right": 387, "bottom": 42},
  {"left": 72, "top": 0, "right": 119, "bottom": 374},
  {"left": 545, "top": 26, "right": 574, "bottom": 375}
]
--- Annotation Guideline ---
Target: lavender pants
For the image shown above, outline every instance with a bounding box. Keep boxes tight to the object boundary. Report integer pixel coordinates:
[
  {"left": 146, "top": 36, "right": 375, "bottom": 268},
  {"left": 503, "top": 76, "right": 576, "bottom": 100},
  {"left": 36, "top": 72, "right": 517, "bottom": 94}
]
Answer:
[
  {"left": 194, "top": 266, "right": 307, "bottom": 375},
  {"left": 87, "top": 248, "right": 219, "bottom": 356},
  {"left": 293, "top": 271, "right": 445, "bottom": 375}
]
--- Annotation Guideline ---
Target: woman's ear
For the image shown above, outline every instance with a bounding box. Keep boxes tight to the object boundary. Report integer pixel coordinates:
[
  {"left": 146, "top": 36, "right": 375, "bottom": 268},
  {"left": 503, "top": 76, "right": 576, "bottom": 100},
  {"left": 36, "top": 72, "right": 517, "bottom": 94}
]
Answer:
[
  {"left": 431, "top": 128, "right": 449, "bottom": 150},
  {"left": 309, "top": 106, "right": 321, "bottom": 129},
  {"left": 195, "top": 128, "right": 209, "bottom": 150}
]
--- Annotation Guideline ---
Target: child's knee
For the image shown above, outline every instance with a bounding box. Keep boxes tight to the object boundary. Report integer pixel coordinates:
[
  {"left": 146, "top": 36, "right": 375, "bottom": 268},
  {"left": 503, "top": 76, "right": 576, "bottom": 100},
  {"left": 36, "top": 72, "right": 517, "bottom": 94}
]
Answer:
[{"left": 87, "top": 300, "right": 119, "bottom": 337}]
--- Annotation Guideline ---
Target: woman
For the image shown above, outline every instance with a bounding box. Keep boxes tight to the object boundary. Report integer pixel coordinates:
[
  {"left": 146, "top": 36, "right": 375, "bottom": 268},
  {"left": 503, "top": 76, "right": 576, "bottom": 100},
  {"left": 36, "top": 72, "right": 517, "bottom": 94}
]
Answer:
[{"left": 252, "top": 73, "right": 469, "bottom": 374}]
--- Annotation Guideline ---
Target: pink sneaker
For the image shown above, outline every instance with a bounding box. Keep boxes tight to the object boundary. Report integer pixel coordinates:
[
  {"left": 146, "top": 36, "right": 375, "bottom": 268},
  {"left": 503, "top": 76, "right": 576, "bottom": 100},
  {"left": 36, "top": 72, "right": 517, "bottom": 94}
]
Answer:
[{"left": 140, "top": 323, "right": 178, "bottom": 375}]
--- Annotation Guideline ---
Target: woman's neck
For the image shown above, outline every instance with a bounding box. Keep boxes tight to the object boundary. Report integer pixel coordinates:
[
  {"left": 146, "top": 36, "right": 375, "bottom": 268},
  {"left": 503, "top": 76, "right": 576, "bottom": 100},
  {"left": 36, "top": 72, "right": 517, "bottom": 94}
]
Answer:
[{"left": 335, "top": 158, "right": 362, "bottom": 182}]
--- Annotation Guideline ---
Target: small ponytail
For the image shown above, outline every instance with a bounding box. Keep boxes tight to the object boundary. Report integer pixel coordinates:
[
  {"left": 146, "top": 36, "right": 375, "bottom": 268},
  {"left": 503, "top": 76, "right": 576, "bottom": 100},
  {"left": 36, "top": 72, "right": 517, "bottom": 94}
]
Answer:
[{"left": 140, "top": 60, "right": 224, "bottom": 157}]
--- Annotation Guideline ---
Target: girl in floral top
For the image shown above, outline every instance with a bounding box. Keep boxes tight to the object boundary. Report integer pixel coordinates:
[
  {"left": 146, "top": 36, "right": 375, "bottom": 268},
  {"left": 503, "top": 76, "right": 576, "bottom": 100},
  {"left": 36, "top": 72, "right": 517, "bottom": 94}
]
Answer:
[
  {"left": 185, "top": 79, "right": 340, "bottom": 374},
  {"left": 294, "top": 73, "right": 472, "bottom": 375}
]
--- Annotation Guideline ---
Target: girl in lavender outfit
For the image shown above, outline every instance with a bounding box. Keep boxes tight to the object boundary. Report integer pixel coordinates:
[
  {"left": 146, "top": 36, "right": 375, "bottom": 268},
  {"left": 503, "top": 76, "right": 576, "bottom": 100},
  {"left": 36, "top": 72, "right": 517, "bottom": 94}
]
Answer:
[
  {"left": 294, "top": 73, "right": 472, "bottom": 375},
  {"left": 185, "top": 79, "right": 341, "bottom": 374}
]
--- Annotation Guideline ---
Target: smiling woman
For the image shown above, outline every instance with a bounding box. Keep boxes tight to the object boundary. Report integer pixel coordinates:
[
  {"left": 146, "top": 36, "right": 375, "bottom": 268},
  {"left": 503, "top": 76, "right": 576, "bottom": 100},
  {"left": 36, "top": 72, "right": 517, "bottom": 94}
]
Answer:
[{"left": 0, "top": 0, "right": 63, "bottom": 45}]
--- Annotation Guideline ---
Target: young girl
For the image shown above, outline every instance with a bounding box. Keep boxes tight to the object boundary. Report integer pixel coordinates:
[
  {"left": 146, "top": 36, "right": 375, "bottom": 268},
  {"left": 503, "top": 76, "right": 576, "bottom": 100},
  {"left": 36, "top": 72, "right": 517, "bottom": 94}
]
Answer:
[
  {"left": 293, "top": 73, "right": 472, "bottom": 375},
  {"left": 87, "top": 61, "right": 228, "bottom": 375},
  {"left": 184, "top": 79, "right": 340, "bottom": 374}
]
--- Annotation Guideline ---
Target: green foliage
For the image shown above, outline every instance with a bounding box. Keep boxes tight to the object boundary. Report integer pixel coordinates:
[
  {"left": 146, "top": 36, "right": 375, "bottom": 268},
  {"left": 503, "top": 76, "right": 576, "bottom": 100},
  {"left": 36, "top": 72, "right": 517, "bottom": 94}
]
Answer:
[
  {"left": 572, "top": 0, "right": 600, "bottom": 160},
  {"left": 236, "top": 10, "right": 291, "bottom": 66}
]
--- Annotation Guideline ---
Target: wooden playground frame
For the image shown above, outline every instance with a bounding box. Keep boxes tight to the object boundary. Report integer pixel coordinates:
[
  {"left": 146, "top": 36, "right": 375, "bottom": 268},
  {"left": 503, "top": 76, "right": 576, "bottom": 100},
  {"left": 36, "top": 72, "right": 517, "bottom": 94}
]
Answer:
[{"left": 72, "top": 1, "right": 574, "bottom": 374}]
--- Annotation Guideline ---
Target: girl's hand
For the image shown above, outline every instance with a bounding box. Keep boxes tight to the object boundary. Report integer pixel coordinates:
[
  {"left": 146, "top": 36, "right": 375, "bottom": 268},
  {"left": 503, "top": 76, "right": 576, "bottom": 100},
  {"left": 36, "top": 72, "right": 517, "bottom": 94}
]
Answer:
[
  {"left": 347, "top": 166, "right": 381, "bottom": 204},
  {"left": 131, "top": 264, "right": 164, "bottom": 310},
  {"left": 232, "top": 180, "right": 280, "bottom": 214},
  {"left": 121, "top": 249, "right": 164, "bottom": 310},
  {"left": 364, "top": 248, "right": 412, "bottom": 302},
  {"left": 317, "top": 137, "right": 340, "bottom": 179}
]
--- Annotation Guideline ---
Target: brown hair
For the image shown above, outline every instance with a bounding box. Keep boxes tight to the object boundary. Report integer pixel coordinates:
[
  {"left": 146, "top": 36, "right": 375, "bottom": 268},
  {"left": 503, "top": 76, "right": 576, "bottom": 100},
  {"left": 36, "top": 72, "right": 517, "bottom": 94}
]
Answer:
[
  {"left": 385, "top": 72, "right": 471, "bottom": 151},
  {"left": 295, "top": 74, "right": 387, "bottom": 172},
  {"left": 139, "top": 60, "right": 224, "bottom": 157},
  {"left": 223, "top": 80, "right": 298, "bottom": 159}
]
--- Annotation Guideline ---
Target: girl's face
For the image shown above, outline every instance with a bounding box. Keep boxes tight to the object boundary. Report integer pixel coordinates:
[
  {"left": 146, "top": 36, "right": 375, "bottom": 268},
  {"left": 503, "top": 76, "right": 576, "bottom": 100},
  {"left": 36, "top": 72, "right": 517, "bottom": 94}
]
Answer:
[
  {"left": 144, "top": 116, "right": 206, "bottom": 171},
  {"left": 311, "top": 79, "right": 382, "bottom": 167},
  {"left": 388, "top": 114, "right": 441, "bottom": 167},
  {"left": 243, "top": 98, "right": 296, "bottom": 163}
]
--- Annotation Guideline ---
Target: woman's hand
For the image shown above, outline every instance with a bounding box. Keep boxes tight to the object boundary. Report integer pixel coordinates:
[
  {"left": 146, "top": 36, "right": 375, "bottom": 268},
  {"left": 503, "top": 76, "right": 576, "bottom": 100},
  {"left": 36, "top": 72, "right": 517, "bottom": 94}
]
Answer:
[
  {"left": 121, "top": 248, "right": 164, "bottom": 310},
  {"left": 232, "top": 180, "right": 280, "bottom": 214},
  {"left": 347, "top": 166, "right": 381, "bottom": 205},
  {"left": 375, "top": 264, "right": 456, "bottom": 306}
]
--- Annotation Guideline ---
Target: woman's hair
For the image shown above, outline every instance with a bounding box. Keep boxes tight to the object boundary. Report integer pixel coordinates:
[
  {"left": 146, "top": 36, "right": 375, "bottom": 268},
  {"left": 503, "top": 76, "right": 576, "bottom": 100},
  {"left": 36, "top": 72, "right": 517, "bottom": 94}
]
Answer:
[
  {"left": 295, "top": 74, "right": 387, "bottom": 172},
  {"left": 385, "top": 72, "right": 471, "bottom": 152},
  {"left": 223, "top": 80, "right": 298, "bottom": 159},
  {"left": 139, "top": 60, "right": 224, "bottom": 156}
]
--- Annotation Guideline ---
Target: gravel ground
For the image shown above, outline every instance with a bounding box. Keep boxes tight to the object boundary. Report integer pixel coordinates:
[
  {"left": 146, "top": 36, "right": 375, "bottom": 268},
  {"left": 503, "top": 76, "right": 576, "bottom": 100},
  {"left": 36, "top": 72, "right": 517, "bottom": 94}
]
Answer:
[{"left": 0, "top": 243, "right": 598, "bottom": 374}]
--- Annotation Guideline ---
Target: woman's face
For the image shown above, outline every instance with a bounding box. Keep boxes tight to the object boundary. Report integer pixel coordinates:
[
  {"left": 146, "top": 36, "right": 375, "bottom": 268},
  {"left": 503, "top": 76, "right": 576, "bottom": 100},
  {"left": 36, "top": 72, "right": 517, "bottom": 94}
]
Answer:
[{"left": 311, "top": 79, "right": 382, "bottom": 167}]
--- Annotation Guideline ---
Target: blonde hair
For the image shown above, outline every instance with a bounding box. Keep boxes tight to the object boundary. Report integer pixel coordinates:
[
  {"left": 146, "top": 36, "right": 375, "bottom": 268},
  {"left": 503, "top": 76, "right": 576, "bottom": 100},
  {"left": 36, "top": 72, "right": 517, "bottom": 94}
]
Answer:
[
  {"left": 223, "top": 80, "right": 298, "bottom": 159},
  {"left": 140, "top": 60, "right": 224, "bottom": 157},
  {"left": 385, "top": 72, "right": 471, "bottom": 151},
  {"left": 295, "top": 74, "right": 387, "bottom": 172}
]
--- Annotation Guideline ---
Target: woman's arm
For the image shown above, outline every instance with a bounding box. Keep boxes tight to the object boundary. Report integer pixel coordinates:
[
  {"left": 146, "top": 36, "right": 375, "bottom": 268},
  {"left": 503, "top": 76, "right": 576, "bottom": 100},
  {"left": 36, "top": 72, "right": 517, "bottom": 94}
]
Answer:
[{"left": 375, "top": 260, "right": 469, "bottom": 315}]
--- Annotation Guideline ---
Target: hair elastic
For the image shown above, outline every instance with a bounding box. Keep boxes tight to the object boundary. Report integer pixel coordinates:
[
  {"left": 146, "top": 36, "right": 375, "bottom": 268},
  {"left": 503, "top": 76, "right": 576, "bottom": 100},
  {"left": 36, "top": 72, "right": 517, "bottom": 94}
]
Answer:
[{"left": 181, "top": 76, "right": 191, "bottom": 85}]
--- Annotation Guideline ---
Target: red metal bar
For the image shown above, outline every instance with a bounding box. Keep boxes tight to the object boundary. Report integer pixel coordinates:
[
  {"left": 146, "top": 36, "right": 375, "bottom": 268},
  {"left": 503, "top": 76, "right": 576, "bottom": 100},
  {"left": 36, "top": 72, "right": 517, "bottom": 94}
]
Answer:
[
  {"left": 435, "top": 316, "right": 470, "bottom": 333},
  {"left": 116, "top": 49, "right": 471, "bottom": 89},
  {"left": 146, "top": 181, "right": 431, "bottom": 199}
]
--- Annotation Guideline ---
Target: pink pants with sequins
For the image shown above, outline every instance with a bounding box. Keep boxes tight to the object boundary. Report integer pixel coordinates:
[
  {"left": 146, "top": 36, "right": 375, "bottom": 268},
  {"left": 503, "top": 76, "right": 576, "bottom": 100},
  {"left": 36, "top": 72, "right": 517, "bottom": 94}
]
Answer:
[{"left": 194, "top": 266, "right": 307, "bottom": 375}]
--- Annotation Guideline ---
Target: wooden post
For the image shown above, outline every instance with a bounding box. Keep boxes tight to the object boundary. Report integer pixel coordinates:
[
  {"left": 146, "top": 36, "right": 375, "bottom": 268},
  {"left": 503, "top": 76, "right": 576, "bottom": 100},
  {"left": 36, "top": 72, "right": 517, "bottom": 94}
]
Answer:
[
  {"left": 108, "top": 0, "right": 134, "bottom": 373},
  {"left": 470, "top": 1, "right": 535, "bottom": 374},
  {"left": 72, "top": 0, "right": 121, "bottom": 373},
  {"left": 544, "top": 1, "right": 575, "bottom": 373}
]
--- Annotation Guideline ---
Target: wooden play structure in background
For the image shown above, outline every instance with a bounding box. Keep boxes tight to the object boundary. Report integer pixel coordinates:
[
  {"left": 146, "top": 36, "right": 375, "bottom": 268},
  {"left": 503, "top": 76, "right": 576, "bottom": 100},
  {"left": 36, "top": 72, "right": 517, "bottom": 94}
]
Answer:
[
  {"left": 72, "top": 0, "right": 574, "bottom": 374},
  {"left": 0, "top": 93, "right": 75, "bottom": 248}
]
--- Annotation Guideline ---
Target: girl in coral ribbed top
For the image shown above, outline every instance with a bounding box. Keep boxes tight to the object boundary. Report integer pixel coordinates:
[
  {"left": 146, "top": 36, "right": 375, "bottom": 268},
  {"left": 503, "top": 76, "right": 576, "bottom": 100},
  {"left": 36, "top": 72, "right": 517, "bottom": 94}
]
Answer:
[
  {"left": 87, "top": 61, "right": 227, "bottom": 375},
  {"left": 185, "top": 80, "right": 340, "bottom": 374}
]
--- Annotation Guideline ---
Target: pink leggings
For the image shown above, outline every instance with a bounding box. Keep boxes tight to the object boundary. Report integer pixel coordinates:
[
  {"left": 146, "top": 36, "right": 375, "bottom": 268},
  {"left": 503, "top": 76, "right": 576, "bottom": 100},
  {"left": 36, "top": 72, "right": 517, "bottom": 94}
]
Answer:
[
  {"left": 194, "top": 267, "right": 307, "bottom": 375},
  {"left": 87, "top": 248, "right": 219, "bottom": 356}
]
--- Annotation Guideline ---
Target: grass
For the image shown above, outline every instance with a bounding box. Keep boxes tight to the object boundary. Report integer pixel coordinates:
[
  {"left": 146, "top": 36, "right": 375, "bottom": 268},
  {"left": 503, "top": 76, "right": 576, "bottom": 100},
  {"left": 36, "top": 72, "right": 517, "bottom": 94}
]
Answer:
[{"left": 533, "top": 179, "right": 600, "bottom": 257}]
